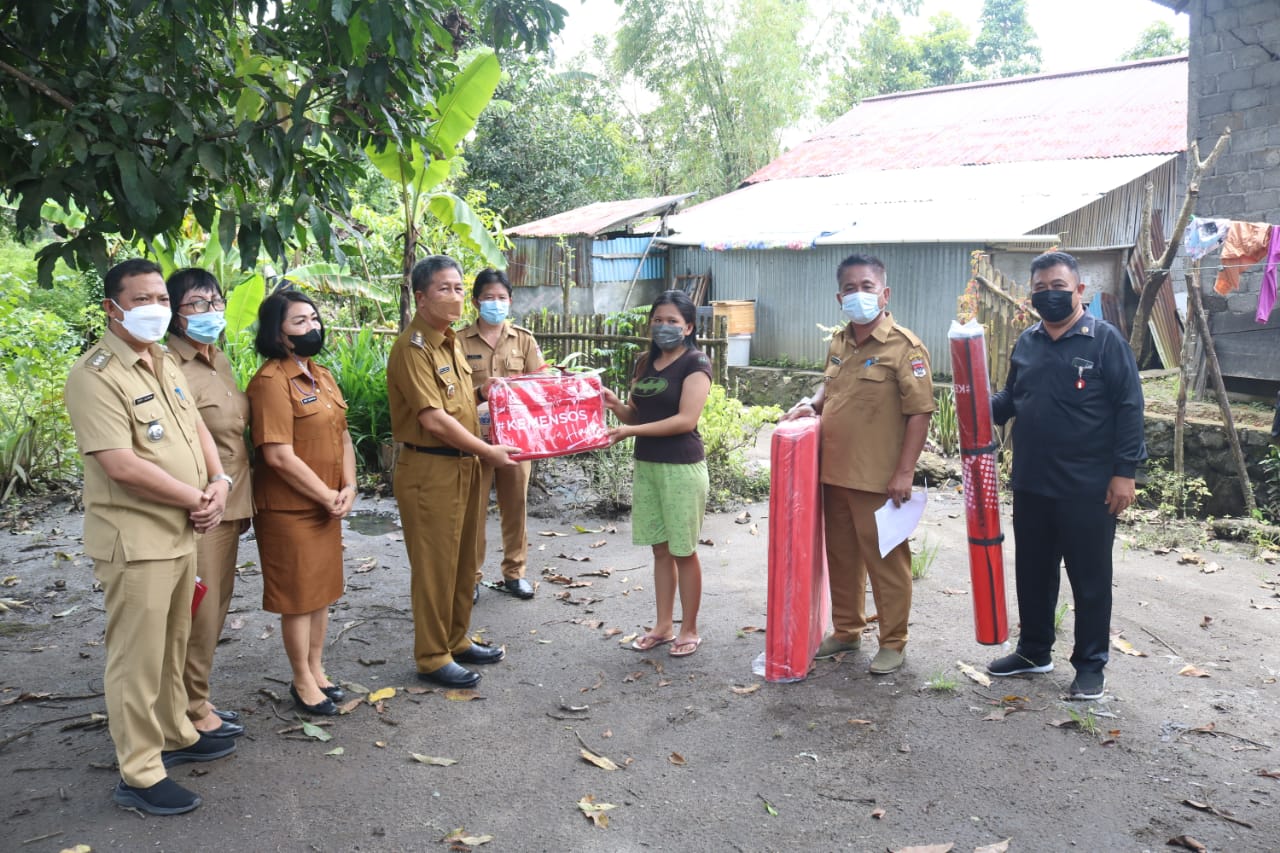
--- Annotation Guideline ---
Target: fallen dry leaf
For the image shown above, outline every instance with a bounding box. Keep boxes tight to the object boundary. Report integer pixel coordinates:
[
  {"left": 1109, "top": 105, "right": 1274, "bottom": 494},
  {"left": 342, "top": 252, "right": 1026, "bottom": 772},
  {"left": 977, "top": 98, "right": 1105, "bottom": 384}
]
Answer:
[
  {"left": 892, "top": 846, "right": 953, "bottom": 853},
  {"left": 325, "top": 746, "right": 344, "bottom": 756},
  {"left": 698, "top": 537, "right": 715, "bottom": 546},
  {"left": 354, "top": 556, "right": 377, "bottom": 573},
  {"left": 1, "top": 575, "right": 17, "bottom": 586},
  {"left": 367, "top": 687, "right": 396, "bottom": 703},
  {"left": 580, "top": 568, "right": 613, "bottom": 577},
  {"left": 870, "top": 807, "right": 885, "bottom": 819},
  {"left": 375, "top": 741, "right": 387, "bottom": 748},
  {"left": 847, "top": 718, "right": 873, "bottom": 726},
  {"left": 974, "top": 841, "right": 1011, "bottom": 853},
  {"left": 731, "top": 683, "right": 761, "bottom": 695},
  {"left": 544, "top": 573, "right": 574, "bottom": 585},
  {"left": 1110, "top": 634, "right": 1148, "bottom": 657},
  {"left": 405, "top": 686, "right": 432, "bottom": 695},
  {"left": 622, "top": 671, "right": 646, "bottom": 683},
  {"left": 58, "top": 846, "right": 92, "bottom": 853},
  {"left": 539, "top": 530, "right": 569, "bottom": 537},
  {"left": 657, "top": 678, "right": 673, "bottom": 687},
  {"left": 941, "top": 588, "right": 968, "bottom": 595},
  {"left": 1255, "top": 768, "right": 1280, "bottom": 779},
  {"left": 617, "top": 633, "right": 637, "bottom": 645},
  {"left": 556, "top": 552, "right": 591, "bottom": 563},
  {"left": 410, "top": 753, "right": 457, "bottom": 766},
  {"left": 956, "top": 661, "right": 992, "bottom": 687},
  {"left": 444, "top": 689, "right": 483, "bottom": 701},
  {"left": 749, "top": 524, "right": 758, "bottom": 536},
  {"left": 1178, "top": 665, "right": 1211, "bottom": 678},
  {"left": 983, "top": 707, "right": 1012, "bottom": 722},
  {"left": 441, "top": 828, "right": 493, "bottom": 846},
  {"left": 1200, "top": 615, "right": 1213, "bottom": 629},
  {"left": 1250, "top": 601, "right": 1278, "bottom": 610},
  {"left": 668, "top": 752, "right": 686, "bottom": 766},
  {"left": 1200, "top": 562, "right": 1223, "bottom": 574},
  {"left": 1166, "top": 836, "right": 1207, "bottom": 852},
  {"left": 577, "top": 795, "right": 616, "bottom": 827},
  {"left": 740, "top": 625, "right": 764, "bottom": 633},
  {"left": 601, "top": 729, "right": 612, "bottom": 738},
  {"left": 589, "top": 539, "right": 607, "bottom": 548},
  {"left": 579, "top": 748, "right": 619, "bottom": 771},
  {"left": 581, "top": 673, "right": 605, "bottom": 692},
  {"left": 337, "top": 698, "right": 363, "bottom": 715},
  {"left": 1177, "top": 553, "right": 1205, "bottom": 565},
  {"left": 735, "top": 510, "right": 752, "bottom": 524}
]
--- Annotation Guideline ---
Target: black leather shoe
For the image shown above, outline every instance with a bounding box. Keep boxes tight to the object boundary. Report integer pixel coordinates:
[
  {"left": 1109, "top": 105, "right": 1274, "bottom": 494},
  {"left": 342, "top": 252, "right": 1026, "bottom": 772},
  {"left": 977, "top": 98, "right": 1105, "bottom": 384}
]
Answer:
[
  {"left": 454, "top": 642, "right": 505, "bottom": 665},
  {"left": 211, "top": 708, "right": 240, "bottom": 723},
  {"left": 473, "top": 584, "right": 480, "bottom": 604},
  {"left": 113, "top": 778, "right": 201, "bottom": 815},
  {"left": 417, "top": 662, "right": 481, "bottom": 688},
  {"left": 161, "top": 733, "right": 236, "bottom": 768},
  {"left": 503, "top": 578, "right": 535, "bottom": 599},
  {"left": 290, "top": 684, "right": 338, "bottom": 716},
  {"left": 321, "top": 684, "right": 347, "bottom": 703},
  {"left": 198, "top": 720, "right": 244, "bottom": 739}
]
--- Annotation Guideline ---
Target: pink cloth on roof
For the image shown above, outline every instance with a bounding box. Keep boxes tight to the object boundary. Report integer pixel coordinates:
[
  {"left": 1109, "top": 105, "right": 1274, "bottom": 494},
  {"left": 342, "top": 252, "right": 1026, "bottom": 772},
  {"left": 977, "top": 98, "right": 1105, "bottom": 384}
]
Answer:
[{"left": 1258, "top": 225, "right": 1280, "bottom": 325}]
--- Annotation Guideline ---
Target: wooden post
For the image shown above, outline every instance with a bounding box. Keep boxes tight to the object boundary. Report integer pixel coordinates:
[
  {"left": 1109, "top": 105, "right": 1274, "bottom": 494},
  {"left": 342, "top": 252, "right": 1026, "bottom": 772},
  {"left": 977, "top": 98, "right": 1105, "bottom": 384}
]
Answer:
[
  {"left": 1172, "top": 268, "right": 1195, "bottom": 514},
  {"left": 1185, "top": 262, "right": 1257, "bottom": 515}
]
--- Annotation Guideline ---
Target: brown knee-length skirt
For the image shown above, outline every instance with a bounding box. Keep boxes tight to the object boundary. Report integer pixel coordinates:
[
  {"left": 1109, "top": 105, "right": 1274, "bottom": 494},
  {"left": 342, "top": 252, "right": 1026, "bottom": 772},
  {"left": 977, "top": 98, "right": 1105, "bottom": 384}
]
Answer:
[{"left": 256, "top": 507, "right": 344, "bottom": 614}]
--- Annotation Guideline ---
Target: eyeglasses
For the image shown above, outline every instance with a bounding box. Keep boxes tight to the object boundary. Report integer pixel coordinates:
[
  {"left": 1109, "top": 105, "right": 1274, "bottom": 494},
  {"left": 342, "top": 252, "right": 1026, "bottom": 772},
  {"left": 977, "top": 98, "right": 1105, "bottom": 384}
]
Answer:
[{"left": 179, "top": 297, "right": 226, "bottom": 314}]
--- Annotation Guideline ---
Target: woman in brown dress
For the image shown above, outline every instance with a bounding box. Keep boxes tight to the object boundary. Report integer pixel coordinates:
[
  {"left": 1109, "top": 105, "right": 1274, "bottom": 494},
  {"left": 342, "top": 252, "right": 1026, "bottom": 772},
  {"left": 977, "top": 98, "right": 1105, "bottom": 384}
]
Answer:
[
  {"left": 166, "top": 268, "right": 252, "bottom": 738},
  {"left": 246, "top": 291, "right": 356, "bottom": 716}
]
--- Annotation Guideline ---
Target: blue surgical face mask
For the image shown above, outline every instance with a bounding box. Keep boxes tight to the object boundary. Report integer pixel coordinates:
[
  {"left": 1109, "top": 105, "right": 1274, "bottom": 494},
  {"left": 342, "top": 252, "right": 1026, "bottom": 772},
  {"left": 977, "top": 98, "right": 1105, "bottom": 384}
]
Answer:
[
  {"left": 841, "top": 291, "right": 882, "bottom": 325},
  {"left": 185, "top": 311, "right": 226, "bottom": 344},
  {"left": 478, "top": 299, "right": 509, "bottom": 325}
]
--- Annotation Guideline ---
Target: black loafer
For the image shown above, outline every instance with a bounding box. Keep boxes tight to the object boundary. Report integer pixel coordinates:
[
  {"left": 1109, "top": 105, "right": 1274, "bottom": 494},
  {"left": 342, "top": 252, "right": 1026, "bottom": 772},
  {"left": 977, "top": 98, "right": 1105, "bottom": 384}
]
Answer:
[
  {"left": 211, "top": 708, "right": 240, "bottom": 723},
  {"left": 161, "top": 733, "right": 237, "bottom": 768},
  {"left": 321, "top": 684, "right": 347, "bottom": 703},
  {"left": 503, "top": 578, "right": 535, "bottom": 599},
  {"left": 289, "top": 684, "right": 338, "bottom": 716},
  {"left": 417, "top": 662, "right": 481, "bottom": 688},
  {"left": 113, "top": 778, "right": 201, "bottom": 815},
  {"left": 199, "top": 720, "right": 244, "bottom": 739},
  {"left": 454, "top": 642, "right": 505, "bottom": 665},
  {"left": 473, "top": 584, "right": 479, "bottom": 604}
]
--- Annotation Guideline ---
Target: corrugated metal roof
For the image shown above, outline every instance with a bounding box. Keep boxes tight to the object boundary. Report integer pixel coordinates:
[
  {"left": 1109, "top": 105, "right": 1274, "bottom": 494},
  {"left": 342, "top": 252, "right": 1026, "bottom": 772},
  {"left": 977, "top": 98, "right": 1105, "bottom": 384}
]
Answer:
[
  {"left": 506, "top": 193, "right": 696, "bottom": 238},
  {"left": 747, "top": 56, "right": 1187, "bottom": 183},
  {"left": 661, "top": 156, "right": 1176, "bottom": 248}
]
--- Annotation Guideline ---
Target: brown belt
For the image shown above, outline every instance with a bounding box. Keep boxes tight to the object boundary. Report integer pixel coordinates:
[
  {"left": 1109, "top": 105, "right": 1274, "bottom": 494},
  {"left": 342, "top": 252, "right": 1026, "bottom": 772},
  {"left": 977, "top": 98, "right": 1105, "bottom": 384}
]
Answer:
[{"left": 402, "top": 442, "right": 473, "bottom": 458}]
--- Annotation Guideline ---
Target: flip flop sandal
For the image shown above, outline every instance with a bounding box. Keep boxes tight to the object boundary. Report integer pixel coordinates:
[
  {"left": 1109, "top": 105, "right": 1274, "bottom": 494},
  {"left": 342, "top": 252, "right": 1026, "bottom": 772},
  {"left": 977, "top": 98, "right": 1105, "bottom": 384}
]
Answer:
[
  {"left": 669, "top": 637, "right": 702, "bottom": 658},
  {"left": 631, "top": 633, "right": 675, "bottom": 651}
]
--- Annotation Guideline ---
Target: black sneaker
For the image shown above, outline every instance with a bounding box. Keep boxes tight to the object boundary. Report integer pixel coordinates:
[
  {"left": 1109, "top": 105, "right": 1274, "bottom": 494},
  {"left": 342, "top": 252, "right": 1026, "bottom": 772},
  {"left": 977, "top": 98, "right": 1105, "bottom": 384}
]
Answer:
[
  {"left": 987, "top": 652, "right": 1054, "bottom": 676},
  {"left": 161, "top": 733, "right": 236, "bottom": 768},
  {"left": 113, "top": 778, "right": 201, "bottom": 815},
  {"left": 1068, "top": 670, "right": 1106, "bottom": 700}
]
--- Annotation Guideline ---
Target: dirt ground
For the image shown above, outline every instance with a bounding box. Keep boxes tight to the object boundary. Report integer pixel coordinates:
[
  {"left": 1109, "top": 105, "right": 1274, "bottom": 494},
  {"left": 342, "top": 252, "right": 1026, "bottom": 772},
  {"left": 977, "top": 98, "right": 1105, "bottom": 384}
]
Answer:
[{"left": 2, "top": 445, "right": 1279, "bottom": 853}]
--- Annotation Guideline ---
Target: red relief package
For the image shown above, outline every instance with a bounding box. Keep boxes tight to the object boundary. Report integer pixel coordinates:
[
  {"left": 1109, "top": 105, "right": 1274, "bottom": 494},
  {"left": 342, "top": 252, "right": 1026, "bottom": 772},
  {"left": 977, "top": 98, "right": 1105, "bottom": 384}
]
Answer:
[{"left": 487, "top": 372, "right": 611, "bottom": 461}]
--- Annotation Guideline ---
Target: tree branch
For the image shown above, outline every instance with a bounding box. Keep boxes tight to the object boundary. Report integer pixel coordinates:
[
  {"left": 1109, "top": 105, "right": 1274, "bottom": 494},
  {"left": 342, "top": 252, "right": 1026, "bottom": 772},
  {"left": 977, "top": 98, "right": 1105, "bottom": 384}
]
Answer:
[{"left": 0, "top": 58, "right": 74, "bottom": 110}]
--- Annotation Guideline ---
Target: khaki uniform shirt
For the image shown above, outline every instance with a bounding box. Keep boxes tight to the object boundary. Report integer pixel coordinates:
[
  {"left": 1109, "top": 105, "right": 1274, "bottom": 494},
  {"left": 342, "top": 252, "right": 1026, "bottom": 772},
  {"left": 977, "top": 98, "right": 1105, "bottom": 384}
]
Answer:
[
  {"left": 168, "top": 336, "right": 252, "bottom": 520},
  {"left": 820, "top": 313, "right": 935, "bottom": 493},
  {"left": 65, "top": 332, "right": 207, "bottom": 562},
  {"left": 247, "top": 358, "right": 348, "bottom": 511},
  {"left": 458, "top": 321, "right": 545, "bottom": 389},
  {"left": 387, "top": 314, "right": 479, "bottom": 446}
]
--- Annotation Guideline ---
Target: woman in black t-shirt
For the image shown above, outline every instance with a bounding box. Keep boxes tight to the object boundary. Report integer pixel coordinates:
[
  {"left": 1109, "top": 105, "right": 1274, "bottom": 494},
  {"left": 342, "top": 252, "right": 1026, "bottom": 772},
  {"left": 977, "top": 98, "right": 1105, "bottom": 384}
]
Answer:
[{"left": 602, "top": 291, "right": 713, "bottom": 658}]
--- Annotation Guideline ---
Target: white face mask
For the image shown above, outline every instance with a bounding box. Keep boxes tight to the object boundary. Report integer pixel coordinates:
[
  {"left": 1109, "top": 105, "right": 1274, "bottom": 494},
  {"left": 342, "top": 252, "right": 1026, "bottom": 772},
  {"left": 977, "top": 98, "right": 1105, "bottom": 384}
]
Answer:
[
  {"left": 841, "top": 291, "right": 882, "bottom": 325},
  {"left": 112, "top": 300, "right": 171, "bottom": 343}
]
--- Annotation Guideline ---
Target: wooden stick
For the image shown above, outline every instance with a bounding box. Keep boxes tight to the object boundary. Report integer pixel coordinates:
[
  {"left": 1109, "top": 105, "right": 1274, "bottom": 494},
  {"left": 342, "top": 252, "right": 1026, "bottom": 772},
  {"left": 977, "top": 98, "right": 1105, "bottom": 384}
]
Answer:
[{"left": 1140, "top": 625, "right": 1181, "bottom": 658}]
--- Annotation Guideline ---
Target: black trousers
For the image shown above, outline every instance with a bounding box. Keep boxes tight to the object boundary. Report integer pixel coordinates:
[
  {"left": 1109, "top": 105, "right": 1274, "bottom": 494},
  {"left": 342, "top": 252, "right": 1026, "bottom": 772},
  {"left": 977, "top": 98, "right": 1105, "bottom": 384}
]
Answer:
[{"left": 1011, "top": 490, "right": 1116, "bottom": 673}]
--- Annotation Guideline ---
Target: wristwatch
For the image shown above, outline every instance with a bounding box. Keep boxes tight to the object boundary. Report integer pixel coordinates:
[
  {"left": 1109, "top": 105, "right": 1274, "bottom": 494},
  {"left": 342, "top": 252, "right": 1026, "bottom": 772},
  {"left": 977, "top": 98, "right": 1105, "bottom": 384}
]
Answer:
[{"left": 209, "top": 473, "right": 234, "bottom": 489}]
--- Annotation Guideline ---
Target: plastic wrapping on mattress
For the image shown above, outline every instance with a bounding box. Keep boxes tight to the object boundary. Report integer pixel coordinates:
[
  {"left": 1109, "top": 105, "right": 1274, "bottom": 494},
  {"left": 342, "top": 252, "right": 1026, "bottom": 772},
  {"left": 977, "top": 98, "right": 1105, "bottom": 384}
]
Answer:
[{"left": 487, "top": 373, "right": 611, "bottom": 461}]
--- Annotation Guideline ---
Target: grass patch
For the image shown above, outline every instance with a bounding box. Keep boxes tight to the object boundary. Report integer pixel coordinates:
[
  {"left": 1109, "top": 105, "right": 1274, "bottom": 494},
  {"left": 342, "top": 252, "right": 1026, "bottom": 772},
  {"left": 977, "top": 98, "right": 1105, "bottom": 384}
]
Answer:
[
  {"left": 1053, "top": 601, "right": 1069, "bottom": 633},
  {"left": 911, "top": 537, "right": 938, "bottom": 580},
  {"left": 924, "top": 669, "right": 958, "bottom": 693},
  {"left": 1066, "top": 706, "right": 1100, "bottom": 736}
]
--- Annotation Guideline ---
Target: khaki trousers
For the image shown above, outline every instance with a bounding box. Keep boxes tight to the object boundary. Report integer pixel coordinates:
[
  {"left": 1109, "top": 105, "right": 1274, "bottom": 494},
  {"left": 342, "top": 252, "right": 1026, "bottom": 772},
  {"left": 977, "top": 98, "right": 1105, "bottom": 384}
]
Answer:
[
  {"left": 94, "top": 551, "right": 200, "bottom": 787},
  {"left": 184, "top": 518, "right": 246, "bottom": 720},
  {"left": 476, "top": 459, "right": 531, "bottom": 582},
  {"left": 394, "top": 452, "right": 484, "bottom": 672},
  {"left": 821, "top": 484, "right": 913, "bottom": 651}
]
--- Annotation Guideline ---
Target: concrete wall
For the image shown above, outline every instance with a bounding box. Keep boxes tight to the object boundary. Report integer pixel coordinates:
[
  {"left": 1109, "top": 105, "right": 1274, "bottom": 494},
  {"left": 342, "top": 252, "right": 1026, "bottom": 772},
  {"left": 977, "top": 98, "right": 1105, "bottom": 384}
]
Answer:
[{"left": 1187, "top": 0, "right": 1280, "bottom": 386}]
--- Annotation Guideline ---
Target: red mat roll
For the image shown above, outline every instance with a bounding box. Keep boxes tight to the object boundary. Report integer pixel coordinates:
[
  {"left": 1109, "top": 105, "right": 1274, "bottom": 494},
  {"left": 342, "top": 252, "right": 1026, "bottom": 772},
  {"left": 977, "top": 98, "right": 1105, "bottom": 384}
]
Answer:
[
  {"left": 948, "top": 320, "right": 1009, "bottom": 645},
  {"left": 765, "top": 417, "right": 831, "bottom": 681}
]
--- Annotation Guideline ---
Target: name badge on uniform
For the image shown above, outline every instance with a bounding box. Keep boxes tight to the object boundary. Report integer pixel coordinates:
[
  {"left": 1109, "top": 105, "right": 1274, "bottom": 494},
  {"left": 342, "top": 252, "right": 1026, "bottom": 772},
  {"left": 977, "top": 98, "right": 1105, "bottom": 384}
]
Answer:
[
  {"left": 134, "top": 393, "right": 155, "bottom": 405},
  {"left": 466, "top": 354, "right": 482, "bottom": 360},
  {"left": 147, "top": 421, "right": 165, "bottom": 441},
  {"left": 830, "top": 356, "right": 842, "bottom": 365},
  {"left": 438, "top": 365, "right": 452, "bottom": 375},
  {"left": 301, "top": 395, "right": 318, "bottom": 404}
]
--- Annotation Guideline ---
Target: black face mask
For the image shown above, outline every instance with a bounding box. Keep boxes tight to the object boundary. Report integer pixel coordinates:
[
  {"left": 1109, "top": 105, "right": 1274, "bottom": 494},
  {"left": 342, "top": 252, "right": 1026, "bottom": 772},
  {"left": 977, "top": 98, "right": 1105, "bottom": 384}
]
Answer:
[
  {"left": 1031, "top": 290, "right": 1075, "bottom": 323},
  {"left": 288, "top": 328, "right": 324, "bottom": 358}
]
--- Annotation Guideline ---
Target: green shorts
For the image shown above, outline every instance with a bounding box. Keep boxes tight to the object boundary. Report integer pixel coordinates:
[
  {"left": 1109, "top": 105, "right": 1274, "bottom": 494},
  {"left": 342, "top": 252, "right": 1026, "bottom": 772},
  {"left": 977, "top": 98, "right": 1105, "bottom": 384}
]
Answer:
[{"left": 631, "top": 460, "right": 709, "bottom": 557}]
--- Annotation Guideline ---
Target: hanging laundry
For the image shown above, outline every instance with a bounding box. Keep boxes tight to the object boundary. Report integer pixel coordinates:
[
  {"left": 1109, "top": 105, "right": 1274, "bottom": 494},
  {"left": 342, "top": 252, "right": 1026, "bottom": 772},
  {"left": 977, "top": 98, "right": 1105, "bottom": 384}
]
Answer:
[
  {"left": 1257, "top": 225, "right": 1280, "bottom": 324},
  {"left": 1183, "top": 216, "right": 1231, "bottom": 260},
  {"left": 1213, "top": 220, "right": 1272, "bottom": 295}
]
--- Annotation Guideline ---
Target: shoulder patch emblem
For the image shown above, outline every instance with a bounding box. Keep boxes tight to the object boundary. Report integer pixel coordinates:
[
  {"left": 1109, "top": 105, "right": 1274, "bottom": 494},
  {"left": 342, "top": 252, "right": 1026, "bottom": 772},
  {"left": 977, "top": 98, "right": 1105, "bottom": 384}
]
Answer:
[
  {"left": 88, "top": 350, "right": 113, "bottom": 370},
  {"left": 910, "top": 355, "right": 927, "bottom": 378},
  {"left": 410, "top": 331, "right": 425, "bottom": 349}
]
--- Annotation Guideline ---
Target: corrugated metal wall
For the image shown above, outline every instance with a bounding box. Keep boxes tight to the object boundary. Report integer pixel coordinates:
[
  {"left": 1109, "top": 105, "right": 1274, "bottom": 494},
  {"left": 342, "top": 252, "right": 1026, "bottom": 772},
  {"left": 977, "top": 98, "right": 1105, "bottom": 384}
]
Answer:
[
  {"left": 1031, "top": 156, "right": 1182, "bottom": 250},
  {"left": 506, "top": 236, "right": 592, "bottom": 290},
  {"left": 592, "top": 235, "right": 666, "bottom": 284},
  {"left": 667, "top": 243, "right": 980, "bottom": 374}
]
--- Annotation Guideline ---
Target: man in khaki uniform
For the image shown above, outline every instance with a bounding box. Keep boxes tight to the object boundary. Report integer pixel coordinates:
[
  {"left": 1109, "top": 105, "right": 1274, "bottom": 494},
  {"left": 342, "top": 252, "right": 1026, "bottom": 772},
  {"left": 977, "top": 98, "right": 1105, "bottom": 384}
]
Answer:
[
  {"left": 386, "top": 255, "right": 521, "bottom": 688},
  {"left": 459, "top": 268, "right": 547, "bottom": 599},
  {"left": 782, "top": 253, "right": 934, "bottom": 675},
  {"left": 64, "top": 259, "right": 235, "bottom": 815}
]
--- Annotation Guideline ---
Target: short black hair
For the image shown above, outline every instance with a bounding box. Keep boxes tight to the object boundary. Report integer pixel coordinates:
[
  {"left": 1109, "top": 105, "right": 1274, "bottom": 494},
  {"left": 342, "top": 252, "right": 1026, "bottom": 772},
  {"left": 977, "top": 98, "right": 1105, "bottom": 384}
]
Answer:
[
  {"left": 104, "top": 258, "right": 163, "bottom": 301},
  {"left": 165, "top": 267, "right": 222, "bottom": 336},
  {"left": 472, "top": 268, "right": 512, "bottom": 301},
  {"left": 411, "top": 255, "right": 463, "bottom": 294},
  {"left": 836, "top": 253, "right": 887, "bottom": 285},
  {"left": 1030, "top": 251, "right": 1079, "bottom": 277},
  {"left": 255, "top": 290, "right": 321, "bottom": 359}
]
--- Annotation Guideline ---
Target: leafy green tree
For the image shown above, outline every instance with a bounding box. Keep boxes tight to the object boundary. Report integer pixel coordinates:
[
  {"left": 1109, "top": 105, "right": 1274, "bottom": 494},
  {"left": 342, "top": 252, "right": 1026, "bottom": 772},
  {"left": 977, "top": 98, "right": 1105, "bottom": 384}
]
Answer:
[
  {"left": 1120, "top": 22, "right": 1189, "bottom": 61},
  {"left": 616, "top": 0, "right": 809, "bottom": 195},
  {"left": 972, "top": 0, "right": 1042, "bottom": 78},
  {"left": 465, "top": 53, "right": 650, "bottom": 226},
  {"left": 0, "top": 0, "right": 566, "bottom": 284}
]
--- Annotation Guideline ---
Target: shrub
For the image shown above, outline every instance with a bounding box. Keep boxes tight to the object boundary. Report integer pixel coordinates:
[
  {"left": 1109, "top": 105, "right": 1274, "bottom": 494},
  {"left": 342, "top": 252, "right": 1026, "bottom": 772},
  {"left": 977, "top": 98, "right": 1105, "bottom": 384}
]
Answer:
[
  {"left": 928, "top": 385, "right": 959, "bottom": 457},
  {"left": 325, "top": 328, "right": 393, "bottom": 473},
  {"left": 700, "top": 384, "right": 779, "bottom": 509}
]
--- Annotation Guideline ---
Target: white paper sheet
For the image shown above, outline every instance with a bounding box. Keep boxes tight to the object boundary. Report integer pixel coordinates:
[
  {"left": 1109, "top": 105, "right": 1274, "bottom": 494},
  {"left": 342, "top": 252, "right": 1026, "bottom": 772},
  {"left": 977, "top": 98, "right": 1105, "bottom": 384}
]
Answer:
[{"left": 874, "top": 490, "right": 928, "bottom": 558}]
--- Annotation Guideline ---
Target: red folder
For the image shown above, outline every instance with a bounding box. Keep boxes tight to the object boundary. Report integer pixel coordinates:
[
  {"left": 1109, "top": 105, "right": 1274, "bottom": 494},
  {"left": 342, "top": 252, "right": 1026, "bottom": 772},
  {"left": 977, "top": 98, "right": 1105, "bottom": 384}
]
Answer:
[{"left": 765, "top": 417, "right": 831, "bottom": 682}]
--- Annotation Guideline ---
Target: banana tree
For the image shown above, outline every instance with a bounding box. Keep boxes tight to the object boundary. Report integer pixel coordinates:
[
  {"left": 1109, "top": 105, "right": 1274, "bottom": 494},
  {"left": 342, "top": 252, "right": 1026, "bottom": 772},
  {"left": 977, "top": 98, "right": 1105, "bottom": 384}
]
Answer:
[{"left": 365, "top": 50, "right": 505, "bottom": 329}]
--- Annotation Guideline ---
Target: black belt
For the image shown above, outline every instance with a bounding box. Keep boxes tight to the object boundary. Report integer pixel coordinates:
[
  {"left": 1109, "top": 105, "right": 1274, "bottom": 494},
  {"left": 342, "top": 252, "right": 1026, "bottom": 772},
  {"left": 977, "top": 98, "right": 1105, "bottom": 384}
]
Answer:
[{"left": 403, "top": 442, "right": 473, "bottom": 458}]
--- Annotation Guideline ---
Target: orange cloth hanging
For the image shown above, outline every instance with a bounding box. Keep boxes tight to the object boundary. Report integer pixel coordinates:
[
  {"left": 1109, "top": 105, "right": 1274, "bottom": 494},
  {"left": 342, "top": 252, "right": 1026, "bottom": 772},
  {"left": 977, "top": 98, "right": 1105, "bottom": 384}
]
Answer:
[{"left": 1213, "top": 220, "right": 1272, "bottom": 295}]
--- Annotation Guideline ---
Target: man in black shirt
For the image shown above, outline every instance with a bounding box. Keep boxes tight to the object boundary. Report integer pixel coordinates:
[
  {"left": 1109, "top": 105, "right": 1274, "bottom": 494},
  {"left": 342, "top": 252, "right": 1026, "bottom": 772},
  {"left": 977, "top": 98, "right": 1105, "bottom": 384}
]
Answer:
[{"left": 986, "top": 251, "right": 1146, "bottom": 700}]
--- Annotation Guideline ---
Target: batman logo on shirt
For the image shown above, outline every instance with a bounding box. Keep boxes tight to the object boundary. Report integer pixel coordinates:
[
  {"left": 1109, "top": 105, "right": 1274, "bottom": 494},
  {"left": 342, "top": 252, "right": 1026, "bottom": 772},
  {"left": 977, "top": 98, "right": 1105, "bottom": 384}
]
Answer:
[{"left": 631, "top": 376, "right": 669, "bottom": 397}]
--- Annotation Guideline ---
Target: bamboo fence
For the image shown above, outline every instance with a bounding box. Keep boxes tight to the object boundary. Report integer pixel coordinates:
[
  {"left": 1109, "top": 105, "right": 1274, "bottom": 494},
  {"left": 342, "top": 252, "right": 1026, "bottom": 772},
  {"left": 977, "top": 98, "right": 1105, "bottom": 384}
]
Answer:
[{"left": 969, "top": 254, "right": 1036, "bottom": 392}]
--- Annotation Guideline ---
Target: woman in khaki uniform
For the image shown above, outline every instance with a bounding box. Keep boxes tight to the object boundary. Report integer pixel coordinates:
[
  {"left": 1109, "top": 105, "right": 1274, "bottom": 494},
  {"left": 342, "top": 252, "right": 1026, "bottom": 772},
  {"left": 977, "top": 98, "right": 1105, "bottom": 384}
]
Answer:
[
  {"left": 166, "top": 268, "right": 252, "bottom": 738},
  {"left": 246, "top": 291, "right": 356, "bottom": 717}
]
